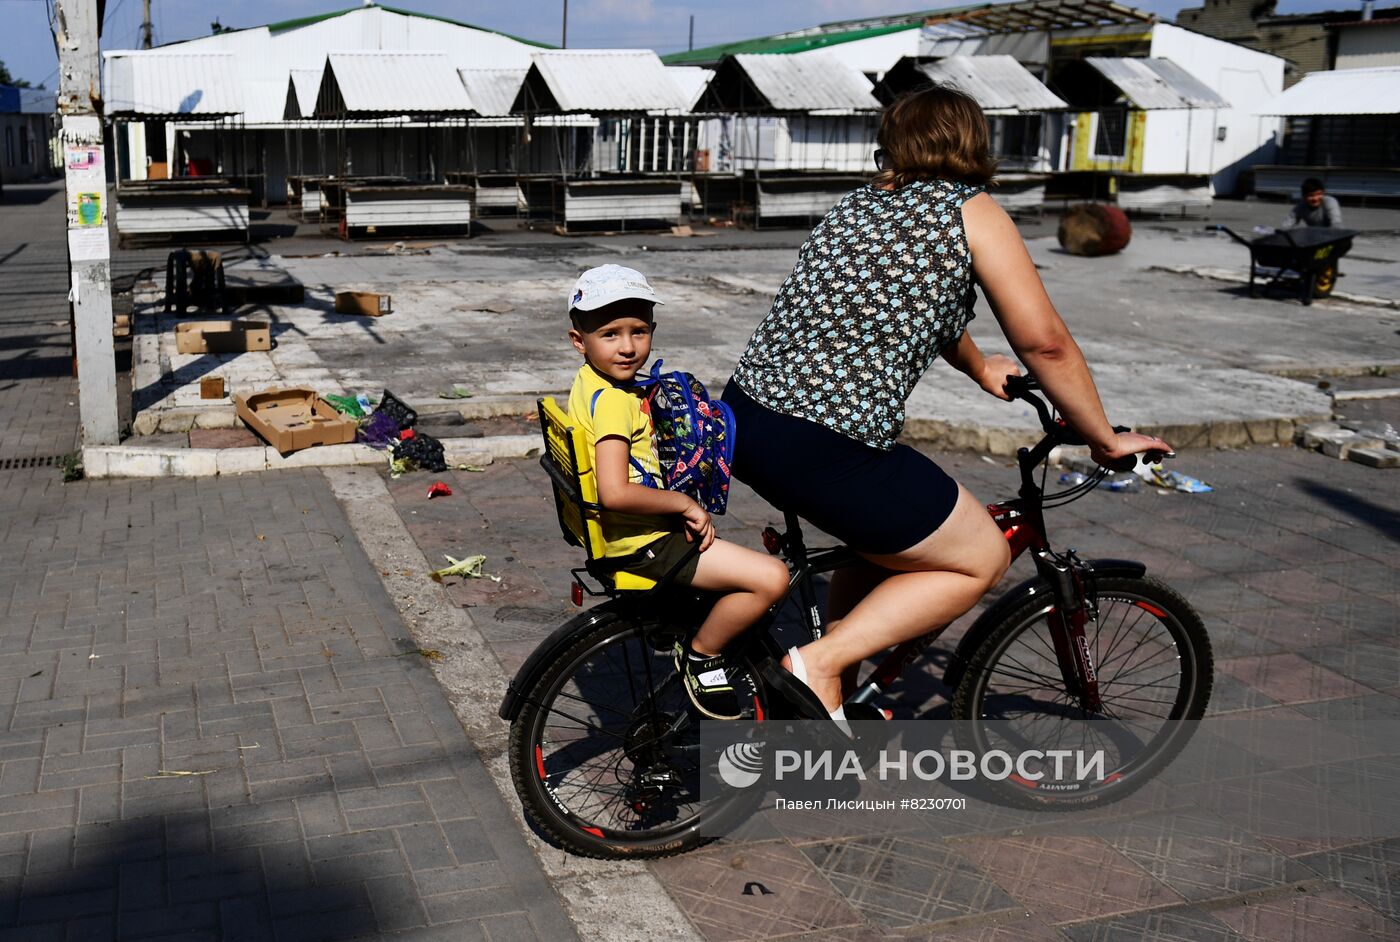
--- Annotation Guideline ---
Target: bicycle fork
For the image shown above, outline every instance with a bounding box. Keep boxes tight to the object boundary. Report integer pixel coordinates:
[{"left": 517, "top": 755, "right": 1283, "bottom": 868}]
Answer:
[{"left": 1034, "top": 548, "right": 1104, "bottom": 714}]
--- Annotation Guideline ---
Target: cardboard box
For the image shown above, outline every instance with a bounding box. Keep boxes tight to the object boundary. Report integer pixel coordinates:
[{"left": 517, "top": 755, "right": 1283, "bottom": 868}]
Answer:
[
  {"left": 234, "top": 387, "right": 359, "bottom": 455},
  {"left": 200, "top": 377, "right": 226, "bottom": 399},
  {"left": 175, "top": 320, "right": 272, "bottom": 355},
  {"left": 335, "top": 291, "right": 392, "bottom": 317}
]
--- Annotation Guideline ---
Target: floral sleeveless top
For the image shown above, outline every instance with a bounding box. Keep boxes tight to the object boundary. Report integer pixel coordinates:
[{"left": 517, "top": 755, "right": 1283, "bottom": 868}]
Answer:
[{"left": 732, "top": 179, "right": 982, "bottom": 451}]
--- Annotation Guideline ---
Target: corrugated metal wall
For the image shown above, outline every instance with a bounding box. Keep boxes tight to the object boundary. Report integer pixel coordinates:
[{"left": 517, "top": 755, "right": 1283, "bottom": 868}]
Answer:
[{"left": 1280, "top": 115, "right": 1400, "bottom": 166}]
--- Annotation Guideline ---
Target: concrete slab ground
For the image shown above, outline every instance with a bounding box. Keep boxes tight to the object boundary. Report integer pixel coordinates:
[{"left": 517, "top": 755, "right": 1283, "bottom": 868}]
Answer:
[{"left": 120, "top": 205, "right": 1400, "bottom": 464}]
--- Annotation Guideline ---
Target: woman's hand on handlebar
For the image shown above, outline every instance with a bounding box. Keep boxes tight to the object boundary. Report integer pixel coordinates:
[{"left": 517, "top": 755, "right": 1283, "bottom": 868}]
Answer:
[
  {"left": 977, "top": 355, "right": 1022, "bottom": 401},
  {"left": 1090, "top": 431, "right": 1174, "bottom": 473}
]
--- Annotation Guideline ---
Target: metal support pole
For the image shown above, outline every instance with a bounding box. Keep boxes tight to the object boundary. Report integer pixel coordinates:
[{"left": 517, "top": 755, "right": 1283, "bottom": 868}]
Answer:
[{"left": 52, "top": 0, "right": 120, "bottom": 446}]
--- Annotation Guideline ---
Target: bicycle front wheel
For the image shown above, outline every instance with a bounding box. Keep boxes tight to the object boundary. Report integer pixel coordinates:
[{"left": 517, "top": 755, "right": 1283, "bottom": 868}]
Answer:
[
  {"left": 951, "top": 574, "right": 1212, "bottom": 809},
  {"left": 508, "top": 615, "right": 766, "bottom": 859}
]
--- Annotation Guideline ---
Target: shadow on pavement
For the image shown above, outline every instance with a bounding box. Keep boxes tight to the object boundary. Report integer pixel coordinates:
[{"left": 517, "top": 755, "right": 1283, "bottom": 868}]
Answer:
[
  {"left": 1297, "top": 479, "right": 1400, "bottom": 545},
  {"left": 0, "top": 809, "right": 386, "bottom": 939}
]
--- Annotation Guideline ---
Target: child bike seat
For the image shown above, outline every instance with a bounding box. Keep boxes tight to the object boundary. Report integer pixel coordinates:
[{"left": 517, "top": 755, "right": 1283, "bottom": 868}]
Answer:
[{"left": 537, "top": 397, "right": 657, "bottom": 592}]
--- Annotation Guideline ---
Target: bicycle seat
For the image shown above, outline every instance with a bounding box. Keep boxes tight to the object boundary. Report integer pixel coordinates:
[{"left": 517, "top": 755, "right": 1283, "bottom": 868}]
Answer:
[{"left": 537, "top": 397, "right": 657, "bottom": 592}]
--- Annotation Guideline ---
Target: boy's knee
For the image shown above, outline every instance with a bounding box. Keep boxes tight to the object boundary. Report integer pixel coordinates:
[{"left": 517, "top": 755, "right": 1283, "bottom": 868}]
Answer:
[{"left": 761, "top": 557, "right": 789, "bottom": 600}]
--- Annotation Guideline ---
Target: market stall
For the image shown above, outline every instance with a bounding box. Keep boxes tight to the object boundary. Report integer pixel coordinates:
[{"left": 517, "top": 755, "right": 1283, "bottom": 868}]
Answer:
[
  {"left": 511, "top": 50, "right": 689, "bottom": 231},
  {"left": 103, "top": 51, "right": 252, "bottom": 243},
  {"left": 311, "top": 51, "right": 476, "bottom": 236},
  {"left": 696, "top": 53, "right": 882, "bottom": 227}
]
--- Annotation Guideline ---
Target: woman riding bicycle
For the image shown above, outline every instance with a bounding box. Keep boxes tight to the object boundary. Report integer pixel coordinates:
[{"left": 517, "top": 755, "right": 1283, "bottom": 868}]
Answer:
[{"left": 723, "top": 85, "right": 1172, "bottom": 722}]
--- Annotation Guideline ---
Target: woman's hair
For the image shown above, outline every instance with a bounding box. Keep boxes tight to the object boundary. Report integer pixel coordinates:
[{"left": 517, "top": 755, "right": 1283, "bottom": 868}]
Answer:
[{"left": 874, "top": 84, "right": 997, "bottom": 189}]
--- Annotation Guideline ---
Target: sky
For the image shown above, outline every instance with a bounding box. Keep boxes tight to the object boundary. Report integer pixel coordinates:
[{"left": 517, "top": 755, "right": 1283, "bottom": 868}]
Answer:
[{"left": 0, "top": 0, "right": 1367, "bottom": 88}]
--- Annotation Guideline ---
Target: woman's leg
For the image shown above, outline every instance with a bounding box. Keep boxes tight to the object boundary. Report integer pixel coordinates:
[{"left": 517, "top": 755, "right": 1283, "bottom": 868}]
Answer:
[
  {"left": 687, "top": 540, "right": 791, "bottom": 656},
  {"left": 825, "top": 561, "right": 895, "bottom": 694},
  {"left": 782, "top": 484, "right": 1011, "bottom": 712}
]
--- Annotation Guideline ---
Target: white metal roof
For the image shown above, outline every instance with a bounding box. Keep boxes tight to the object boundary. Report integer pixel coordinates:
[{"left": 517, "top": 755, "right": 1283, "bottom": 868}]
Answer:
[
  {"left": 316, "top": 51, "right": 475, "bottom": 116},
  {"left": 457, "top": 69, "right": 527, "bottom": 117},
  {"left": 917, "top": 55, "right": 1066, "bottom": 113},
  {"left": 1254, "top": 66, "right": 1400, "bottom": 115},
  {"left": 732, "top": 53, "right": 882, "bottom": 112},
  {"left": 284, "top": 68, "right": 322, "bottom": 120},
  {"left": 1086, "top": 57, "right": 1229, "bottom": 110},
  {"left": 666, "top": 66, "right": 713, "bottom": 110},
  {"left": 103, "top": 51, "right": 244, "bottom": 117},
  {"left": 516, "top": 50, "right": 690, "bottom": 113}
]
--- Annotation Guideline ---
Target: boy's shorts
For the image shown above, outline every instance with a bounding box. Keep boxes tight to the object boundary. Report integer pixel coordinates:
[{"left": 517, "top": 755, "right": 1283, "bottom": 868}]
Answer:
[{"left": 616, "top": 532, "right": 701, "bottom": 585}]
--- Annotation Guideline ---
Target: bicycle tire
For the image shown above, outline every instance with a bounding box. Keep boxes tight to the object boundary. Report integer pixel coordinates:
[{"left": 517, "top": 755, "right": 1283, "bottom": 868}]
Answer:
[
  {"left": 507, "top": 614, "right": 767, "bottom": 859},
  {"left": 950, "top": 575, "right": 1212, "bottom": 810}
]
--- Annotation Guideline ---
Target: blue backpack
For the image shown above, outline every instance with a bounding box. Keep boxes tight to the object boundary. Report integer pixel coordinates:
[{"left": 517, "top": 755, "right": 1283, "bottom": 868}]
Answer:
[{"left": 589, "top": 360, "right": 736, "bottom": 515}]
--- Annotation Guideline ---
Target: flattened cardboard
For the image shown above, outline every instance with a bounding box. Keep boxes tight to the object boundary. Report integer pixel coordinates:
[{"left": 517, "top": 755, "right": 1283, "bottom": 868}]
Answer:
[
  {"left": 175, "top": 320, "right": 272, "bottom": 355},
  {"left": 335, "top": 291, "right": 392, "bottom": 317},
  {"left": 233, "top": 387, "right": 358, "bottom": 455}
]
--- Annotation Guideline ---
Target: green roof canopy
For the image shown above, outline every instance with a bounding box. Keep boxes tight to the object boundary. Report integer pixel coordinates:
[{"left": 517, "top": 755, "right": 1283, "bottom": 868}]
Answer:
[
  {"left": 252, "top": 5, "right": 553, "bottom": 49},
  {"left": 662, "top": 21, "right": 920, "bottom": 66}
]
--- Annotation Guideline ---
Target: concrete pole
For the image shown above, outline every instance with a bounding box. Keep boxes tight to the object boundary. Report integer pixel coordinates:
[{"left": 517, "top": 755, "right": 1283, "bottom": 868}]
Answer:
[
  {"left": 140, "top": 0, "right": 153, "bottom": 49},
  {"left": 52, "top": 0, "right": 120, "bottom": 445}
]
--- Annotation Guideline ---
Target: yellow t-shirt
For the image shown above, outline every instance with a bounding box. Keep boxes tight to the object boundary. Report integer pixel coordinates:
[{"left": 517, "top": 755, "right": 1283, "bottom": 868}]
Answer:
[{"left": 567, "top": 364, "right": 670, "bottom": 557}]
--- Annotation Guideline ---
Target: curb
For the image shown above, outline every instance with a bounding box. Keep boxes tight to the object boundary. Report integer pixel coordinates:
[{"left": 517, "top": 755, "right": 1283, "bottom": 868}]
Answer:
[
  {"left": 1332, "top": 387, "right": 1400, "bottom": 402},
  {"left": 90, "top": 412, "right": 1325, "bottom": 478},
  {"left": 1259, "top": 363, "right": 1400, "bottom": 379},
  {"left": 1149, "top": 264, "right": 1400, "bottom": 311},
  {"left": 900, "top": 414, "right": 1322, "bottom": 455},
  {"left": 83, "top": 434, "right": 540, "bottom": 479},
  {"left": 130, "top": 396, "right": 543, "bottom": 436}
]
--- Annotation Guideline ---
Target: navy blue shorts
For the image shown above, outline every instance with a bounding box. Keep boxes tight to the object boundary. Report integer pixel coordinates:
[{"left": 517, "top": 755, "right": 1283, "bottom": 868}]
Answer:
[{"left": 722, "top": 380, "right": 961, "bottom": 556}]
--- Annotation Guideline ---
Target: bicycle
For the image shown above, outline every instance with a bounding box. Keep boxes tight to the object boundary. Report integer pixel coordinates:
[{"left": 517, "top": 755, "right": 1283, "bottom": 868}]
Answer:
[{"left": 499, "top": 376, "right": 1213, "bottom": 859}]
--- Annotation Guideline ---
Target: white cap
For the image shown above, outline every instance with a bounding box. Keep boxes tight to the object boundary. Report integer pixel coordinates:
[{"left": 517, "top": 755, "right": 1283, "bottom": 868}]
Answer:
[{"left": 567, "top": 264, "right": 664, "bottom": 313}]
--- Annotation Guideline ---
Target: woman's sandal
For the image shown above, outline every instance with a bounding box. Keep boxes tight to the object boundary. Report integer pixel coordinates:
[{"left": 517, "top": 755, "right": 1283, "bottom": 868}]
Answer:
[
  {"left": 765, "top": 647, "right": 895, "bottom": 736},
  {"left": 767, "top": 646, "right": 851, "bottom": 733}
]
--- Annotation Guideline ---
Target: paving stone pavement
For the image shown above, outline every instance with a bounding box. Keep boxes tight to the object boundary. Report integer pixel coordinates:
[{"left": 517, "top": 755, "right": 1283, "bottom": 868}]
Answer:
[
  {"left": 382, "top": 438, "right": 1400, "bottom": 941},
  {"left": 0, "top": 182, "right": 580, "bottom": 940},
  {"left": 0, "top": 464, "right": 583, "bottom": 941},
  {"left": 0, "top": 183, "right": 81, "bottom": 466}
]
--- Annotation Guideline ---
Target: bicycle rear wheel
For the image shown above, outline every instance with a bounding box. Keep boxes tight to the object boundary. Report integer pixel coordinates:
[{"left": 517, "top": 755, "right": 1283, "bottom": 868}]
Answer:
[
  {"left": 951, "top": 575, "right": 1212, "bottom": 809},
  {"left": 508, "top": 614, "right": 766, "bottom": 859}
]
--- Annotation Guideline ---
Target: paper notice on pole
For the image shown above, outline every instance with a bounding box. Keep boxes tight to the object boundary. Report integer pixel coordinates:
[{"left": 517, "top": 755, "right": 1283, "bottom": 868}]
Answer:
[
  {"left": 68, "top": 227, "right": 110, "bottom": 262},
  {"left": 65, "top": 142, "right": 107, "bottom": 227}
]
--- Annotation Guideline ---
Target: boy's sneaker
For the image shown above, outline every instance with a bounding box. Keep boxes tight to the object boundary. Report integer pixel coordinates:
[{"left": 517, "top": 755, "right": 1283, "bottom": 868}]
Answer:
[{"left": 673, "top": 642, "right": 744, "bottom": 720}]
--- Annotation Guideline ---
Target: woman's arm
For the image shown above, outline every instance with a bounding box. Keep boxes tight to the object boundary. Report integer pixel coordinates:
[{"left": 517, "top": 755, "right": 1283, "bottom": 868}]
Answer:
[
  {"left": 961, "top": 192, "right": 1170, "bottom": 465},
  {"left": 594, "top": 436, "right": 715, "bottom": 549},
  {"left": 942, "top": 330, "right": 1019, "bottom": 401}
]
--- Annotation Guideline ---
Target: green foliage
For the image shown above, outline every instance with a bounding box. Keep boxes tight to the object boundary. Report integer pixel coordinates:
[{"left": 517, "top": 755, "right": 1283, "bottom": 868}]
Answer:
[
  {"left": 59, "top": 452, "right": 84, "bottom": 483},
  {"left": 0, "top": 60, "right": 33, "bottom": 89}
]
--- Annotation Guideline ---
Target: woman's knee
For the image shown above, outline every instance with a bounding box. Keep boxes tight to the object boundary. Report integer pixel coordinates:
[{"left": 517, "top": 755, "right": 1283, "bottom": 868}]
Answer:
[{"left": 980, "top": 533, "right": 1013, "bottom": 590}]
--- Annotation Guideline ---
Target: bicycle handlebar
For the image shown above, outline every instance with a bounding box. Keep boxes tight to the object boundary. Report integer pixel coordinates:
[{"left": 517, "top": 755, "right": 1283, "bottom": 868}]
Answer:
[
  {"left": 1004, "top": 373, "right": 1151, "bottom": 475},
  {"left": 1004, "top": 374, "right": 1088, "bottom": 447}
]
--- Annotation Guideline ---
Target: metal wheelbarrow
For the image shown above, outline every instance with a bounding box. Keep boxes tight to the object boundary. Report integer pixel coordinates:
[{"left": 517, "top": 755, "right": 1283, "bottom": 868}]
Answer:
[{"left": 1207, "top": 224, "right": 1358, "bottom": 306}]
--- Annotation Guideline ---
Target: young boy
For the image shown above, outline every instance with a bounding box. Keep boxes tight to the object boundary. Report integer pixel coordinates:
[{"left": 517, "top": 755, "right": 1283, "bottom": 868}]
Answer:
[
  {"left": 566, "top": 265, "right": 789, "bottom": 719},
  {"left": 1284, "top": 178, "right": 1344, "bottom": 229}
]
